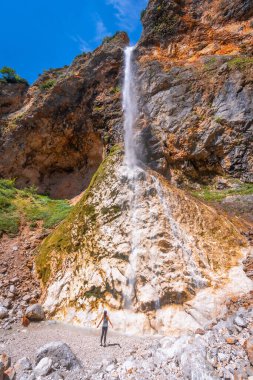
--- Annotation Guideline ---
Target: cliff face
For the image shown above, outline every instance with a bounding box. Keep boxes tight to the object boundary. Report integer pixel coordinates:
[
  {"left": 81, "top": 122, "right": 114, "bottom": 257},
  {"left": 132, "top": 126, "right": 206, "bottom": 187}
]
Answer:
[
  {"left": 136, "top": 0, "right": 253, "bottom": 185},
  {"left": 0, "top": 32, "right": 128, "bottom": 198},
  {"left": 0, "top": 82, "right": 28, "bottom": 116}
]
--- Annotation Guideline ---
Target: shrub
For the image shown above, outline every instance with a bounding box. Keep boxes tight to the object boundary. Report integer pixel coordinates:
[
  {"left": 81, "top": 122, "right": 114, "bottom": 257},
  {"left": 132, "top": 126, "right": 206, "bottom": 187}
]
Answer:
[
  {"left": 39, "top": 79, "right": 56, "bottom": 90},
  {"left": 215, "top": 116, "right": 223, "bottom": 124},
  {"left": 0, "top": 66, "right": 28, "bottom": 85},
  {"left": 102, "top": 35, "right": 113, "bottom": 44},
  {"left": 227, "top": 57, "right": 253, "bottom": 69}
]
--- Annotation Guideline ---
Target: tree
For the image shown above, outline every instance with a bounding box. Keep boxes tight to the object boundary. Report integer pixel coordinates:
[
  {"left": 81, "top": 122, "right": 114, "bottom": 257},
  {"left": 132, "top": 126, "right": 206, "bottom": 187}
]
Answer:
[{"left": 0, "top": 66, "right": 28, "bottom": 84}]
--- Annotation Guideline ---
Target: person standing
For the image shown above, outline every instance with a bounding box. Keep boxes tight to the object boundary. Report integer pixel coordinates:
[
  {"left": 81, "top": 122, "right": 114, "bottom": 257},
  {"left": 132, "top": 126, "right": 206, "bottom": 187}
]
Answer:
[{"left": 97, "top": 310, "right": 113, "bottom": 347}]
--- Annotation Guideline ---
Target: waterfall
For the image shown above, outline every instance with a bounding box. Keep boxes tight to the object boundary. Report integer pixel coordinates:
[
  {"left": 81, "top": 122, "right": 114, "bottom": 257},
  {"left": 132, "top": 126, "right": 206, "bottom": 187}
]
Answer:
[
  {"left": 122, "top": 45, "right": 141, "bottom": 309},
  {"left": 123, "top": 46, "right": 138, "bottom": 169}
]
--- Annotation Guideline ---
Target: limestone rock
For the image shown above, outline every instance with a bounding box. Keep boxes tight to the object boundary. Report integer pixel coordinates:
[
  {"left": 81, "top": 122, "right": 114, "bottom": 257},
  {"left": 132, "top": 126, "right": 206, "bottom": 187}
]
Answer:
[
  {"left": 14, "top": 357, "right": 32, "bottom": 372},
  {"left": 35, "top": 342, "right": 81, "bottom": 370},
  {"left": 38, "top": 150, "right": 252, "bottom": 334},
  {"left": 0, "top": 306, "right": 8, "bottom": 319},
  {"left": 34, "top": 357, "right": 52, "bottom": 377},
  {"left": 25, "top": 304, "right": 45, "bottom": 321},
  {"left": 234, "top": 316, "right": 247, "bottom": 328}
]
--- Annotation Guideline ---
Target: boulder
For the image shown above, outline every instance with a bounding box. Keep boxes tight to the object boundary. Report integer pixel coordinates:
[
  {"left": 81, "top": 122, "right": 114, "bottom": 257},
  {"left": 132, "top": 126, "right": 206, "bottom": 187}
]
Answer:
[
  {"left": 34, "top": 357, "right": 52, "bottom": 377},
  {"left": 0, "top": 306, "right": 8, "bottom": 319},
  {"left": 36, "top": 342, "right": 81, "bottom": 370},
  {"left": 25, "top": 304, "right": 45, "bottom": 321}
]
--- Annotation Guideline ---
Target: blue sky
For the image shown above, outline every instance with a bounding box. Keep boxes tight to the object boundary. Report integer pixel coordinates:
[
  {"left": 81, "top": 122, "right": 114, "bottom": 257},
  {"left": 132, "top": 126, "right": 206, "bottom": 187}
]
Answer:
[{"left": 1, "top": 0, "right": 148, "bottom": 84}]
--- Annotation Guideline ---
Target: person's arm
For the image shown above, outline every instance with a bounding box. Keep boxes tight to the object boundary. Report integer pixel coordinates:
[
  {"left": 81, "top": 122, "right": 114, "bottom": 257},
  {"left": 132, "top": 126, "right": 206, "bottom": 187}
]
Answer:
[
  {"left": 97, "top": 316, "right": 103, "bottom": 328},
  {"left": 108, "top": 316, "right": 113, "bottom": 328}
]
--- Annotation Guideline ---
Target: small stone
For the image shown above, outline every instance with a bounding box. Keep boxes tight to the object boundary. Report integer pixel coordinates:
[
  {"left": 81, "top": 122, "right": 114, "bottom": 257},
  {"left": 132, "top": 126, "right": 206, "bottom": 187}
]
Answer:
[
  {"left": 9, "top": 285, "right": 16, "bottom": 294},
  {"left": 34, "top": 357, "right": 53, "bottom": 376},
  {"left": 10, "top": 277, "right": 19, "bottom": 284},
  {"left": 2, "top": 300, "right": 12, "bottom": 310},
  {"left": 22, "top": 295, "right": 31, "bottom": 302},
  {"left": 106, "top": 364, "right": 115, "bottom": 372},
  {"left": 234, "top": 316, "right": 247, "bottom": 328},
  {"left": 15, "top": 357, "right": 32, "bottom": 372},
  {"left": 226, "top": 337, "right": 237, "bottom": 344},
  {"left": 26, "top": 304, "right": 45, "bottom": 321},
  {"left": 195, "top": 328, "right": 205, "bottom": 335},
  {"left": 12, "top": 246, "right": 18, "bottom": 252},
  {"left": 0, "top": 307, "right": 8, "bottom": 320}
]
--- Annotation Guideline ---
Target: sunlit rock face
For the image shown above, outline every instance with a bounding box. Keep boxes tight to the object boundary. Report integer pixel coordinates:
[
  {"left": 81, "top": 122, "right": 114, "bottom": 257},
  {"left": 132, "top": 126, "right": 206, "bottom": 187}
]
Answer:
[
  {"left": 0, "top": 32, "right": 129, "bottom": 198},
  {"left": 136, "top": 0, "right": 253, "bottom": 185},
  {"left": 36, "top": 149, "right": 252, "bottom": 335}
]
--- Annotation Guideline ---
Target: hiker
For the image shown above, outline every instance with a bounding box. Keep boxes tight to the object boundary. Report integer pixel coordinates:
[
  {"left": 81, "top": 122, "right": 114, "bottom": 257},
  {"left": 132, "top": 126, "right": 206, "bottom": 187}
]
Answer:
[{"left": 97, "top": 310, "right": 113, "bottom": 347}]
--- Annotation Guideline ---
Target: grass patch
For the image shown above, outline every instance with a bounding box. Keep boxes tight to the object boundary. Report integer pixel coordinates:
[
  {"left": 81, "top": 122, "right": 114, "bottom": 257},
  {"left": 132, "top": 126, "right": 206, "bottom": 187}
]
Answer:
[
  {"left": 191, "top": 183, "right": 253, "bottom": 202},
  {"left": 39, "top": 79, "right": 56, "bottom": 90},
  {"left": 0, "top": 179, "right": 71, "bottom": 237},
  {"left": 214, "top": 116, "right": 223, "bottom": 124},
  {"left": 227, "top": 57, "right": 253, "bottom": 70}
]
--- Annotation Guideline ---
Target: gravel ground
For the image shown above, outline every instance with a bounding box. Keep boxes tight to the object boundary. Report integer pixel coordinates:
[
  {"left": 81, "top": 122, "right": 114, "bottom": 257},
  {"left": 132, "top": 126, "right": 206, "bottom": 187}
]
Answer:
[{"left": 0, "top": 321, "right": 154, "bottom": 374}]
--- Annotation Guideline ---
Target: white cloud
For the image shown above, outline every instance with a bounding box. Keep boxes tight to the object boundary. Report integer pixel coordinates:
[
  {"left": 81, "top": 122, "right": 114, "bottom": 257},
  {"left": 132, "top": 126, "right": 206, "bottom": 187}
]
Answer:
[
  {"left": 95, "top": 16, "right": 111, "bottom": 42},
  {"left": 70, "top": 34, "right": 90, "bottom": 52},
  {"left": 106, "top": 0, "right": 147, "bottom": 32}
]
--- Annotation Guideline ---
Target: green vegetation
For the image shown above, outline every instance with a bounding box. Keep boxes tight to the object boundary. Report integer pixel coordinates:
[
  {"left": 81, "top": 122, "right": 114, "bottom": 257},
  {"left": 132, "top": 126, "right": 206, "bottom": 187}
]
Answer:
[
  {"left": 214, "top": 116, "right": 223, "bottom": 124},
  {"left": 102, "top": 31, "right": 124, "bottom": 45},
  {"left": 110, "top": 86, "right": 121, "bottom": 94},
  {"left": 36, "top": 144, "right": 122, "bottom": 285},
  {"left": 39, "top": 79, "right": 56, "bottom": 90},
  {"left": 191, "top": 183, "right": 253, "bottom": 202},
  {"left": 227, "top": 57, "right": 253, "bottom": 70},
  {"left": 0, "top": 179, "right": 71, "bottom": 237},
  {"left": 0, "top": 66, "right": 28, "bottom": 85},
  {"left": 93, "top": 105, "right": 104, "bottom": 112},
  {"left": 102, "top": 35, "right": 114, "bottom": 44}
]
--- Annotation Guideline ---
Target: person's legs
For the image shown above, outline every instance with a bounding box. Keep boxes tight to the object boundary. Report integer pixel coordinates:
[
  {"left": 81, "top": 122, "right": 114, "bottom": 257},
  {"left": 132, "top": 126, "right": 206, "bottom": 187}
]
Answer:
[
  {"left": 100, "top": 327, "right": 105, "bottom": 345},
  {"left": 103, "top": 327, "right": 108, "bottom": 346}
]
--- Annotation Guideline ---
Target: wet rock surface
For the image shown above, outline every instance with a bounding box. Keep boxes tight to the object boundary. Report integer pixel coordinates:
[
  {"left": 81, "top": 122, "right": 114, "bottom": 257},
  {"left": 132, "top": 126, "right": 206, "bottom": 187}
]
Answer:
[{"left": 36, "top": 150, "right": 252, "bottom": 334}]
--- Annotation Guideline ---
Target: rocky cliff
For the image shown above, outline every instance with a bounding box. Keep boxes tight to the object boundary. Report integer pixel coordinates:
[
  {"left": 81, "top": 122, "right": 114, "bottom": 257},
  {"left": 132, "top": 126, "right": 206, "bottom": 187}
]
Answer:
[
  {"left": 0, "top": 0, "right": 253, "bottom": 339},
  {"left": 36, "top": 147, "right": 252, "bottom": 334},
  {"left": 136, "top": 0, "right": 253, "bottom": 185},
  {"left": 0, "top": 32, "right": 128, "bottom": 198}
]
